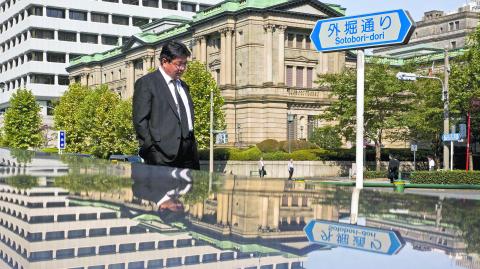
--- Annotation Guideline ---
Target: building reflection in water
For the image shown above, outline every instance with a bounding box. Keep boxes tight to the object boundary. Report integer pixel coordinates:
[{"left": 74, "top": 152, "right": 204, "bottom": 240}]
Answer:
[{"left": 0, "top": 148, "right": 479, "bottom": 269}]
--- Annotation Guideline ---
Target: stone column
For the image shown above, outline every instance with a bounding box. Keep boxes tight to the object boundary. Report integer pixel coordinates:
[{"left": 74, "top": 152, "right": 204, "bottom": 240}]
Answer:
[
  {"left": 225, "top": 28, "right": 233, "bottom": 85},
  {"left": 219, "top": 29, "right": 227, "bottom": 85},
  {"left": 200, "top": 36, "right": 207, "bottom": 64},
  {"left": 142, "top": 56, "right": 150, "bottom": 75},
  {"left": 125, "top": 61, "right": 135, "bottom": 98},
  {"left": 216, "top": 193, "right": 223, "bottom": 224},
  {"left": 222, "top": 193, "right": 229, "bottom": 225},
  {"left": 277, "top": 25, "right": 286, "bottom": 85},
  {"left": 261, "top": 197, "right": 268, "bottom": 229},
  {"left": 272, "top": 197, "right": 280, "bottom": 229},
  {"left": 264, "top": 24, "right": 274, "bottom": 83}
]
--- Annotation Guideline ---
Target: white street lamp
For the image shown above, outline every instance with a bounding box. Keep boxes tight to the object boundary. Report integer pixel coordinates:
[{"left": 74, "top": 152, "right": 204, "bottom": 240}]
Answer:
[{"left": 396, "top": 71, "right": 450, "bottom": 170}]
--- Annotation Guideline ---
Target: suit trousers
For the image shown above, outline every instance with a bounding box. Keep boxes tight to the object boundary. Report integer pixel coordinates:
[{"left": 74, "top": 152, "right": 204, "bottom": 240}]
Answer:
[{"left": 145, "top": 133, "right": 199, "bottom": 169}]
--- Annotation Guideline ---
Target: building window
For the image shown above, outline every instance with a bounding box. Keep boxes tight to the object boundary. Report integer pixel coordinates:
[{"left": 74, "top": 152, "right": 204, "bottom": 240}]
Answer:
[
  {"left": 132, "top": 17, "right": 149, "bottom": 27},
  {"left": 451, "top": 41, "right": 457, "bottom": 49},
  {"left": 455, "top": 21, "right": 460, "bottom": 30},
  {"left": 162, "top": 0, "right": 177, "bottom": 10},
  {"left": 103, "top": 0, "right": 119, "bottom": 2},
  {"left": 199, "top": 4, "right": 210, "bottom": 10},
  {"left": 123, "top": 0, "right": 139, "bottom": 5},
  {"left": 91, "top": 12, "right": 108, "bottom": 23},
  {"left": 58, "top": 75, "right": 69, "bottom": 85},
  {"left": 69, "top": 53, "right": 84, "bottom": 62},
  {"left": 286, "top": 66, "right": 293, "bottom": 87},
  {"left": 58, "top": 31, "right": 76, "bottom": 42},
  {"left": 449, "top": 22, "right": 454, "bottom": 31},
  {"left": 27, "top": 51, "right": 43, "bottom": 62},
  {"left": 80, "top": 33, "right": 98, "bottom": 44},
  {"left": 27, "top": 5, "right": 43, "bottom": 16},
  {"left": 287, "top": 33, "right": 294, "bottom": 47},
  {"left": 307, "top": 67, "right": 313, "bottom": 88},
  {"left": 46, "top": 7, "right": 65, "bottom": 18},
  {"left": 112, "top": 15, "right": 129, "bottom": 25},
  {"left": 143, "top": 0, "right": 159, "bottom": 7},
  {"left": 296, "top": 67, "right": 304, "bottom": 87},
  {"left": 30, "top": 29, "right": 54, "bottom": 39},
  {"left": 306, "top": 36, "right": 311, "bottom": 49},
  {"left": 30, "top": 74, "right": 54, "bottom": 84},
  {"left": 181, "top": 2, "right": 195, "bottom": 12},
  {"left": 47, "top": 52, "right": 66, "bottom": 63},
  {"left": 102, "top": 35, "right": 118, "bottom": 45},
  {"left": 69, "top": 10, "right": 87, "bottom": 21},
  {"left": 296, "top": 34, "right": 303, "bottom": 48},
  {"left": 56, "top": 249, "right": 74, "bottom": 259}
]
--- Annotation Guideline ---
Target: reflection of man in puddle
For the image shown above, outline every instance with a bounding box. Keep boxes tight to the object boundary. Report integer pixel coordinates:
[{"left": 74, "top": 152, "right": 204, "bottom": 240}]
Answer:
[{"left": 131, "top": 163, "right": 192, "bottom": 222}]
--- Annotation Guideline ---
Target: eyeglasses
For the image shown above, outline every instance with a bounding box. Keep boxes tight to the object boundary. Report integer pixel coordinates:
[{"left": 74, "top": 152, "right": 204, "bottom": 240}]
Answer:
[{"left": 170, "top": 61, "right": 187, "bottom": 70}]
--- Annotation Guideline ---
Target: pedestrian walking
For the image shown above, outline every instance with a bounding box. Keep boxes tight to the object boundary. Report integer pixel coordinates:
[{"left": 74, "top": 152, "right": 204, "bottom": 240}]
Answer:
[
  {"left": 258, "top": 157, "right": 265, "bottom": 178},
  {"left": 287, "top": 159, "right": 294, "bottom": 180},
  {"left": 387, "top": 154, "right": 400, "bottom": 183},
  {"left": 428, "top": 156, "right": 435, "bottom": 171}
]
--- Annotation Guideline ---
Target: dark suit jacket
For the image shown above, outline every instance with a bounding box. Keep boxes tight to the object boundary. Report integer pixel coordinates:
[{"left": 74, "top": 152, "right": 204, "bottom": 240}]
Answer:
[{"left": 133, "top": 70, "right": 196, "bottom": 163}]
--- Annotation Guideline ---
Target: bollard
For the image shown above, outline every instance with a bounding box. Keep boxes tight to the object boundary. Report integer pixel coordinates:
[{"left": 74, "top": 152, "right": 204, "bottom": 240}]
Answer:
[{"left": 393, "top": 181, "right": 405, "bottom": 193}]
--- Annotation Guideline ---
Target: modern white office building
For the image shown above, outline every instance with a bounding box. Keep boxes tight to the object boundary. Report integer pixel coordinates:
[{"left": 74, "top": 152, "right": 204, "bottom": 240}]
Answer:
[{"left": 0, "top": 0, "right": 219, "bottom": 119}]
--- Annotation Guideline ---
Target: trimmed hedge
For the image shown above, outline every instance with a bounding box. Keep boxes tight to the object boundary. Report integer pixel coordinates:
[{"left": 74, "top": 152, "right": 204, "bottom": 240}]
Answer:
[
  {"left": 365, "top": 171, "right": 387, "bottom": 179},
  {"left": 411, "top": 170, "right": 480, "bottom": 185},
  {"left": 199, "top": 146, "right": 436, "bottom": 163},
  {"left": 256, "top": 139, "right": 280, "bottom": 153}
]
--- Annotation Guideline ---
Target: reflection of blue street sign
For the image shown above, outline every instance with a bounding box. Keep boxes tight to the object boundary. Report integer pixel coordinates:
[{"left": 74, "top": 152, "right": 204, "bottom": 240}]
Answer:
[
  {"left": 58, "top": 130, "right": 66, "bottom": 150},
  {"left": 304, "top": 220, "right": 405, "bottom": 255},
  {"left": 442, "top": 133, "right": 460, "bottom": 142},
  {"left": 310, "top": 10, "right": 415, "bottom": 52},
  {"left": 459, "top": 124, "right": 466, "bottom": 139}
]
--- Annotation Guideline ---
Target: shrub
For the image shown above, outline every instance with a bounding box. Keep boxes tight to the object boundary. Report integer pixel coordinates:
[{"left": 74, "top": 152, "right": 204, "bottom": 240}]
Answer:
[
  {"left": 411, "top": 170, "right": 480, "bottom": 185},
  {"left": 365, "top": 170, "right": 387, "bottom": 179},
  {"left": 230, "top": 147, "right": 262, "bottom": 161},
  {"left": 42, "top": 148, "right": 59, "bottom": 154},
  {"left": 279, "top": 140, "right": 318, "bottom": 152},
  {"left": 263, "top": 151, "right": 291, "bottom": 160},
  {"left": 256, "top": 139, "right": 280, "bottom": 153}
]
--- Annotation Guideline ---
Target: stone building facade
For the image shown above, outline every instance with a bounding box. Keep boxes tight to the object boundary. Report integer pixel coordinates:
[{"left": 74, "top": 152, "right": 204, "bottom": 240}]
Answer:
[
  {"left": 374, "top": 2, "right": 480, "bottom": 57},
  {"left": 67, "top": 0, "right": 346, "bottom": 146}
]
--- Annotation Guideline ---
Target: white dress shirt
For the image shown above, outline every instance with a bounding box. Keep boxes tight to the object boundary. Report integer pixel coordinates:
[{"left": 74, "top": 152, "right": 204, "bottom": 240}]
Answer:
[{"left": 158, "top": 67, "right": 193, "bottom": 131}]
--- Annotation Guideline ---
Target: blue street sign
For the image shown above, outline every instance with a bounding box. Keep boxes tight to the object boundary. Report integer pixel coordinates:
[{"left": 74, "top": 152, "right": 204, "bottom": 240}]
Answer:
[
  {"left": 310, "top": 10, "right": 415, "bottom": 52},
  {"left": 304, "top": 220, "right": 405, "bottom": 255},
  {"left": 58, "top": 130, "right": 66, "bottom": 150},
  {"left": 442, "top": 133, "right": 461, "bottom": 142}
]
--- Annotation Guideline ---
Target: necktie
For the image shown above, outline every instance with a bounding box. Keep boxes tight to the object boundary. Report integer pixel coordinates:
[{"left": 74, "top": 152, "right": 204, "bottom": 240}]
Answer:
[{"left": 172, "top": 80, "right": 190, "bottom": 138}]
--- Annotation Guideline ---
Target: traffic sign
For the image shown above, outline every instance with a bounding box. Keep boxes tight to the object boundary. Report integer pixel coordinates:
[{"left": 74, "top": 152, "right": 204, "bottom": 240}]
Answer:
[
  {"left": 304, "top": 220, "right": 405, "bottom": 255},
  {"left": 410, "top": 144, "right": 417, "bottom": 152},
  {"left": 310, "top": 9, "right": 415, "bottom": 52},
  {"left": 57, "top": 130, "right": 66, "bottom": 150},
  {"left": 442, "top": 133, "right": 460, "bottom": 142}
]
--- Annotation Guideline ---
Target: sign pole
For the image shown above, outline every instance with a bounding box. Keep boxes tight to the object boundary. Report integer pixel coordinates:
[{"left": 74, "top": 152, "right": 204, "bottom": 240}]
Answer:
[
  {"left": 466, "top": 112, "right": 471, "bottom": 171},
  {"left": 450, "top": 140, "right": 454, "bottom": 170},
  {"left": 413, "top": 150, "right": 416, "bottom": 170},
  {"left": 356, "top": 49, "right": 365, "bottom": 189}
]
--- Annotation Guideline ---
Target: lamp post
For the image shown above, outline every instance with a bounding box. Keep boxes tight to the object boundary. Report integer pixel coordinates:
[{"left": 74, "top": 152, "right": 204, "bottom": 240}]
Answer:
[
  {"left": 396, "top": 71, "right": 449, "bottom": 170},
  {"left": 287, "top": 113, "right": 294, "bottom": 153},
  {"left": 209, "top": 87, "right": 214, "bottom": 175}
]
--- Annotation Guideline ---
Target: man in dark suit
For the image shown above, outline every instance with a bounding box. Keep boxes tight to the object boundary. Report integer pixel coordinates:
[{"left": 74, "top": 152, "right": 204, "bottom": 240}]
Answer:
[
  {"left": 133, "top": 41, "right": 199, "bottom": 169},
  {"left": 388, "top": 154, "right": 400, "bottom": 183}
]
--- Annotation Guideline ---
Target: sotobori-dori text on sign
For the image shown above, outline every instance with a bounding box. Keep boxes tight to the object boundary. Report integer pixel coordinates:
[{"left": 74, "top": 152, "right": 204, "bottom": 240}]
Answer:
[
  {"left": 310, "top": 10, "right": 415, "bottom": 52},
  {"left": 304, "top": 220, "right": 405, "bottom": 255}
]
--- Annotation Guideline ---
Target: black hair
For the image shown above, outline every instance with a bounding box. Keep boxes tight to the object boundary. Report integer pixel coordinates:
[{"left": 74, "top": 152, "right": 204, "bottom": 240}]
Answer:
[{"left": 159, "top": 41, "right": 191, "bottom": 62}]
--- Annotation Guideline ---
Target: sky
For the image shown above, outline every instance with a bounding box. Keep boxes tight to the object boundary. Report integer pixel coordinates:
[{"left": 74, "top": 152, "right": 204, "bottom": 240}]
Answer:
[{"left": 325, "top": 0, "right": 472, "bottom": 21}]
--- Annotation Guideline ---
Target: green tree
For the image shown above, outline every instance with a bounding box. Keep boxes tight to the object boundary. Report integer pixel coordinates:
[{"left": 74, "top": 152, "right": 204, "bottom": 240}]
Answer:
[
  {"left": 54, "top": 84, "right": 137, "bottom": 158},
  {"left": 401, "top": 74, "right": 444, "bottom": 164},
  {"left": 450, "top": 26, "right": 480, "bottom": 167},
  {"left": 317, "top": 62, "right": 412, "bottom": 171},
  {"left": 309, "top": 126, "right": 342, "bottom": 150},
  {"left": 3, "top": 89, "right": 43, "bottom": 149},
  {"left": 182, "top": 61, "right": 225, "bottom": 148},
  {"left": 54, "top": 83, "right": 89, "bottom": 153}
]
